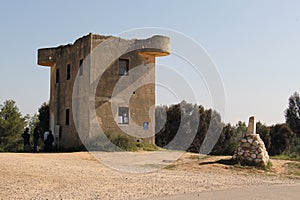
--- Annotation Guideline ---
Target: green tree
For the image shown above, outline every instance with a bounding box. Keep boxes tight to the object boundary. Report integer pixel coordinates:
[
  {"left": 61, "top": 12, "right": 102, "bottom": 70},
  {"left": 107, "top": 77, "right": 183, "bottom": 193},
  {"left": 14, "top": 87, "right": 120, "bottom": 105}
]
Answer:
[
  {"left": 36, "top": 102, "right": 49, "bottom": 132},
  {"left": 155, "top": 106, "right": 167, "bottom": 139},
  {"left": 256, "top": 121, "right": 271, "bottom": 151},
  {"left": 187, "top": 105, "right": 208, "bottom": 153},
  {"left": 155, "top": 103, "right": 181, "bottom": 149},
  {"left": 235, "top": 121, "right": 247, "bottom": 142},
  {"left": 285, "top": 92, "right": 300, "bottom": 137},
  {"left": 199, "top": 109, "right": 223, "bottom": 154},
  {"left": 0, "top": 100, "right": 26, "bottom": 152},
  {"left": 269, "top": 123, "right": 294, "bottom": 155},
  {"left": 236, "top": 121, "right": 247, "bottom": 137},
  {"left": 155, "top": 102, "right": 224, "bottom": 154},
  {"left": 28, "top": 113, "right": 39, "bottom": 134},
  {"left": 211, "top": 123, "right": 237, "bottom": 155}
]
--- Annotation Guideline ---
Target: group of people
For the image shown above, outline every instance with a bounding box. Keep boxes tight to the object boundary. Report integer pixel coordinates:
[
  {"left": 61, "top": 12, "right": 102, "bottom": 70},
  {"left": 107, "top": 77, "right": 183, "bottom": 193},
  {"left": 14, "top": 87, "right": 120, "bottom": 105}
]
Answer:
[{"left": 21, "top": 127, "right": 54, "bottom": 152}]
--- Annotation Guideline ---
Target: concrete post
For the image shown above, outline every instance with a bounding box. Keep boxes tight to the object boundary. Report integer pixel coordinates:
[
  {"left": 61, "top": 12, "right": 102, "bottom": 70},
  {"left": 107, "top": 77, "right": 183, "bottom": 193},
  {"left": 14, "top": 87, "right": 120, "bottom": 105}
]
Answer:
[{"left": 246, "top": 116, "right": 256, "bottom": 135}]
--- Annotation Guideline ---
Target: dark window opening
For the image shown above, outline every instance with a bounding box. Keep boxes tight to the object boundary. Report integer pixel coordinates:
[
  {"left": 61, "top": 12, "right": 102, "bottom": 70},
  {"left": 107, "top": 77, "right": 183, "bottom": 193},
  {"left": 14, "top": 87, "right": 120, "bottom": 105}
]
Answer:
[
  {"left": 58, "top": 126, "right": 62, "bottom": 139},
  {"left": 118, "top": 107, "right": 129, "bottom": 124},
  {"left": 66, "top": 64, "right": 71, "bottom": 80},
  {"left": 56, "top": 68, "right": 60, "bottom": 83},
  {"left": 66, "top": 109, "right": 70, "bottom": 126},
  {"left": 118, "top": 58, "right": 129, "bottom": 76},
  {"left": 79, "top": 59, "right": 83, "bottom": 76}
]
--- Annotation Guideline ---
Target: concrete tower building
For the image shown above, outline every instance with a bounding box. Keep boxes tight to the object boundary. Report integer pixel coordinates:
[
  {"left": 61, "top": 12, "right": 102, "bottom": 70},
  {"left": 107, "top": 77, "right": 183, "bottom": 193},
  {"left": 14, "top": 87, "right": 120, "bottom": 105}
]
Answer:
[{"left": 38, "top": 33, "right": 170, "bottom": 149}]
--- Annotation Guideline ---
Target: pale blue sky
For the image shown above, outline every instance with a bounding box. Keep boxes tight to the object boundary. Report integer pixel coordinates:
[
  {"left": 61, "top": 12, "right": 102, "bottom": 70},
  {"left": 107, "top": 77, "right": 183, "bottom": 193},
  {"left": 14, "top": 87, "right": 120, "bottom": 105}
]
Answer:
[{"left": 0, "top": 0, "right": 299, "bottom": 125}]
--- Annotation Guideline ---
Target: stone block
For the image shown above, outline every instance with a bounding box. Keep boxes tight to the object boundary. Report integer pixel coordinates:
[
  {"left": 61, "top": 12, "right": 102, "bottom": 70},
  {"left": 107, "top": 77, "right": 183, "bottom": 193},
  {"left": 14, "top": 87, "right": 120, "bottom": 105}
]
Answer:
[
  {"left": 257, "top": 154, "right": 263, "bottom": 159},
  {"left": 254, "top": 134, "right": 261, "bottom": 140},
  {"left": 255, "top": 159, "right": 261, "bottom": 163},
  {"left": 252, "top": 141, "right": 259, "bottom": 146},
  {"left": 244, "top": 152, "right": 250, "bottom": 157},
  {"left": 250, "top": 146, "right": 256, "bottom": 150},
  {"left": 241, "top": 142, "right": 251, "bottom": 148},
  {"left": 247, "top": 157, "right": 253, "bottom": 161}
]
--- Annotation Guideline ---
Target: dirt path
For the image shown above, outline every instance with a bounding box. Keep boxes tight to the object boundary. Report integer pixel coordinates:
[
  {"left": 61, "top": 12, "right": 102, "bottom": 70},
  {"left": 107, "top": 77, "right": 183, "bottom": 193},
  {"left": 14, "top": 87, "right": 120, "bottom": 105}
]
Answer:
[
  {"left": 0, "top": 152, "right": 299, "bottom": 199},
  {"left": 150, "top": 184, "right": 300, "bottom": 200}
]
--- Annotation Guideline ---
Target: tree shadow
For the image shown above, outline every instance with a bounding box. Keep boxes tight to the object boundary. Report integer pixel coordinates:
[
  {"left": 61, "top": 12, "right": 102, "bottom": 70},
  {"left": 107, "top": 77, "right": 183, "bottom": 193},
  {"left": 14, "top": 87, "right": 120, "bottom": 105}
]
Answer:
[{"left": 199, "top": 158, "right": 236, "bottom": 166}]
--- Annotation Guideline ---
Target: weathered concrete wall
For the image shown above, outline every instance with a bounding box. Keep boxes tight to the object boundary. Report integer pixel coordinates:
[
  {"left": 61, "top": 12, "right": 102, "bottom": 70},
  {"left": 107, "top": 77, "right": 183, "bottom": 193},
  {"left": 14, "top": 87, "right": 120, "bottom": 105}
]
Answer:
[
  {"left": 95, "top": 51, "right": 156, "bottom": 144},
  {"left": 38, "top": 34, "right": 93, "bottom": 149},
  {"left": 38, "top": 33, "right": 170, "bottom": 149}
]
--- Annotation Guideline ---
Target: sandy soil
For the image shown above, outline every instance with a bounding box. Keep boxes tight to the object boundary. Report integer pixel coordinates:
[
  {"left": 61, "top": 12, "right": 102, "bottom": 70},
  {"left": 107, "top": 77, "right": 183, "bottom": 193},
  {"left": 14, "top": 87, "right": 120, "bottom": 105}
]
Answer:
[
  {"left": 150, "top": 184, "right": 300, "bottom": 200},
  {"left": 0, "top": 152, "right": 299, "bottom": 200}
]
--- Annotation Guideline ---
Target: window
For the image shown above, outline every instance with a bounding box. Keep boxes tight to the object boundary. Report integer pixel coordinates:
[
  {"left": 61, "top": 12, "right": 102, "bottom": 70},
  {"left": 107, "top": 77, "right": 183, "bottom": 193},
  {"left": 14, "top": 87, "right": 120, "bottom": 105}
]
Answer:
[
  {"left": 118, "top": 107, "right": 129, "bottom": 124},
  {"left": 79, "top": 59, "right": 83, "bottom": 76},
  {"left": 66, "top": 64, "right": 71, "bottom": 80},
  {"left": 118, "top": 58, "right": 129, "bottom": 76},
  {"left": 65, "top": 109, "right": 70, "bottom": 126},
  {"left": 56, "top": 68, "right": 60, "bottom": 83}
]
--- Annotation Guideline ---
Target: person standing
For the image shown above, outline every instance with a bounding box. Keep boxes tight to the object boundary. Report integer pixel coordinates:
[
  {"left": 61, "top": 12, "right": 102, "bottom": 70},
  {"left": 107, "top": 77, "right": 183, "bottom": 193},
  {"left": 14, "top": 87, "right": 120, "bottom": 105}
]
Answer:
[
  {"left": 47, "top": 130, "right": 54, "bottom": 151},
  {"left": 43, "top": 130, "right": 49, "bottom": 151},
  {"left": 33, "top": 127, "right": 39, "bottom": 152},
  {"left": 21, "top": 128, "right": 30, "bottom": 151}
]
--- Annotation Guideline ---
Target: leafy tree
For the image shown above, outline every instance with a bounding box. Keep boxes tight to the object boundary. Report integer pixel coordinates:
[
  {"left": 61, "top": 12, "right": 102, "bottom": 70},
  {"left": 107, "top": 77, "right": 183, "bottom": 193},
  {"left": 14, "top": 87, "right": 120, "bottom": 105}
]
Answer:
[
  {"left": 285, "top": 92, "right": 300, "bottom": 137},
  {"left": 256, "top": 121, "right": 271, "bottom": 151},
  {"left": 211, "top": 123, "right": 237, "bottom": 155},
  {"left": 155, "top": 103, "right": 181, "bottom": 148},
  {"left": 155, "top": 102, "right": 223, "bottom": 154},
  {"left": 28, "top": 114, "right": 39, "bottom": 134},
  {"left": 187, "top": 105, "right": 208, "bottom": 152},
  {"left": 199, "top": 109, "right": 223, "bottom": 154},
  {"left": 236, "top": 121, "right": 247, "bottom": 137},
  {"left": 155, "top": 105, "right": 167, "bottom": 145},
  {"left": 0, "top": 100, "right": 26, "bottom": 151},
  {"left": 36, "top": 102, "right": 49, "bottom": 132},
  {"left": 269, "top": 123, "right": 294, "bottom": 155}
]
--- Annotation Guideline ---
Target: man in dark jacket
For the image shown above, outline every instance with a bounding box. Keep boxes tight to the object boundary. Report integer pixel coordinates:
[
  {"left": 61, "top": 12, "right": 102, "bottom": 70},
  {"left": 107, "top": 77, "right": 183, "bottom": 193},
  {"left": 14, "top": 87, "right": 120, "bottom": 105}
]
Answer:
[
  {"left": 21, "top": 128, "right": 30, "bottom": 151},
  {"left": 46, "top": 130, "right": 54, "bottom": 151},
  {"left": 33, "top": 127, "right": 39, "bottom": 152}
]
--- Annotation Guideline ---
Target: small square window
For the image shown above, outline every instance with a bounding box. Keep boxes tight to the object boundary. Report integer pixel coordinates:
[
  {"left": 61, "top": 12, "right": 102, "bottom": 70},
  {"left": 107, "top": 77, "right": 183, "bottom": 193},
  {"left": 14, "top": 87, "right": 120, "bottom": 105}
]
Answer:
[
  {"left": 79, "top": 59, "right": 83, "bottom": 76},
  {"left": 118, "top": 58, "right": 129, "bottom": 76},
  {"left": 118, "top": 107, "right": 129, "bottom": 124},
  {"left": 66, "top": 64, "right": 71, "bottom": 80}
]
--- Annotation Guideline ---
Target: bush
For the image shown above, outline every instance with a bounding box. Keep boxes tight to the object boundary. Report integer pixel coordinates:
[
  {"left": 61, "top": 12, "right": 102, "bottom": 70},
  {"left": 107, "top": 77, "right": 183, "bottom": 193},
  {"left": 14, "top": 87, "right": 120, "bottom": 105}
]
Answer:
[
  {"left": 135, "top": 142, "right": 158, "bottom": 151},
  {"left": 85, "top": 131, "right": 159, "bottom": 152}
]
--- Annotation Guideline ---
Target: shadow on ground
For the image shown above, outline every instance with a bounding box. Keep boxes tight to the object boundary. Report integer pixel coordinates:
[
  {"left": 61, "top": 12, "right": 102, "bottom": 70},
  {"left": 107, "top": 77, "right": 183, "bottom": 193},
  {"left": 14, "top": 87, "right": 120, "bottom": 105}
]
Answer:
[{"left": 199, "top": 158, "right": 236, "bottom": 166}]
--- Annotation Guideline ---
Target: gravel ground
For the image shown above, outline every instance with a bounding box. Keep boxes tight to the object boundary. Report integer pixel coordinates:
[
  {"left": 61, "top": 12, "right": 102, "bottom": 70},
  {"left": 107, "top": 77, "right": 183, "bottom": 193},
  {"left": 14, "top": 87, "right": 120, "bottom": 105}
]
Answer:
[
  {"left": 150, "top": 184, "right": 300, "bottom": 200},
  {"left": 0, "top": 152, "right": 299, "bottom": 200}
]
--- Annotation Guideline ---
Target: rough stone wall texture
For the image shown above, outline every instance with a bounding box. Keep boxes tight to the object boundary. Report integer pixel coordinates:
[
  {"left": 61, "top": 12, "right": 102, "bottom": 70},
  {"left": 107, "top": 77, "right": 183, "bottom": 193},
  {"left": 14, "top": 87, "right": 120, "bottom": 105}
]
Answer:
[
  {"left": 233, "top": 116, "right": 270, "bottom": 167},
  {"left": 38, "top": 34, "right": 92, "bottom": 149},
  {"left": 95, "top": 51, "right": 156, "bottom": 144},
  {"left": 38, "top": 33, "right": 169, "bottom": 149}
]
